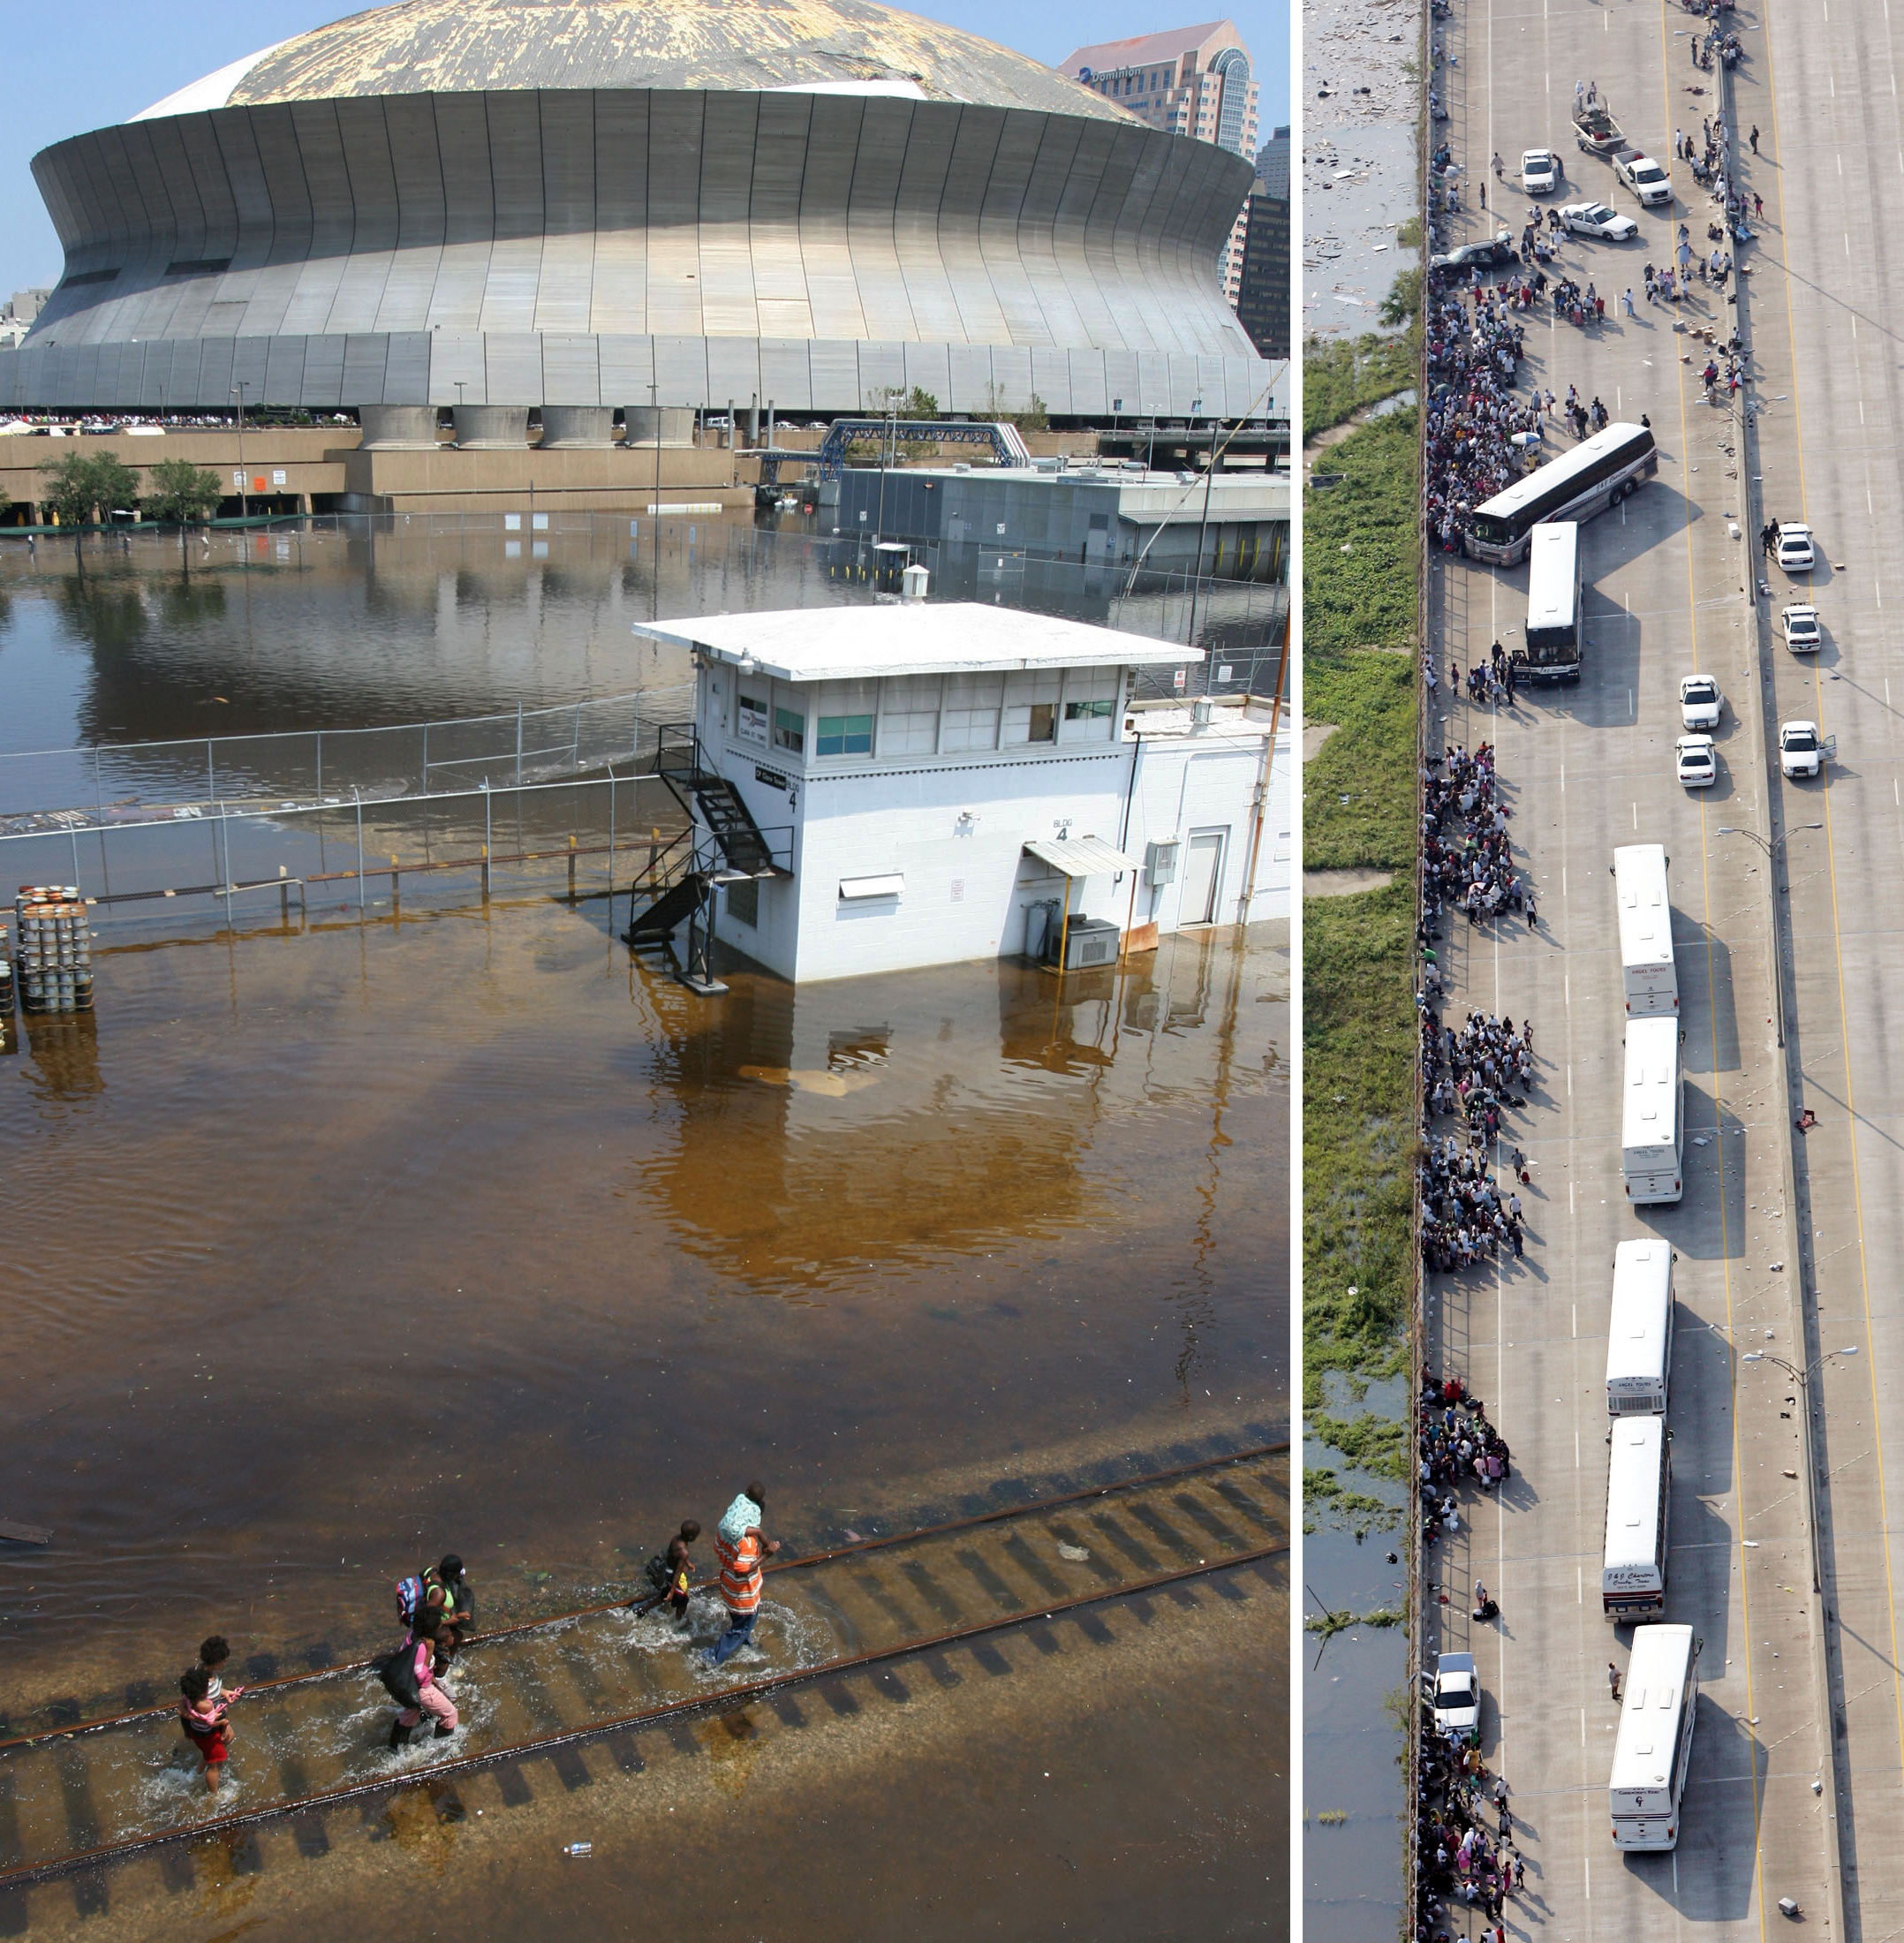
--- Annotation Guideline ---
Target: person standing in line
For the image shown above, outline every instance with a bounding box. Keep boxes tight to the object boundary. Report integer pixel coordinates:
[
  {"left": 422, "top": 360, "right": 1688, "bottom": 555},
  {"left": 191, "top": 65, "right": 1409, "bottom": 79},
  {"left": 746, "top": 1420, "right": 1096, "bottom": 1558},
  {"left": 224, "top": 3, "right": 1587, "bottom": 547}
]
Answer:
[{"left": 706, "top": 1483, "right": 780, "bottom": 1669}]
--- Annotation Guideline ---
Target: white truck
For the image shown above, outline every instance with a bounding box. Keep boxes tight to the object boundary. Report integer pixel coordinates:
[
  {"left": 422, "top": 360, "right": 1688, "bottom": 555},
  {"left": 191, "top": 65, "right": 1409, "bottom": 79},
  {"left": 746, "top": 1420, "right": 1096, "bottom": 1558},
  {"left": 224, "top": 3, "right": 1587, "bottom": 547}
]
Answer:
[{"left": 1612, "top": 149, "right": 1672, "bottom": 207}]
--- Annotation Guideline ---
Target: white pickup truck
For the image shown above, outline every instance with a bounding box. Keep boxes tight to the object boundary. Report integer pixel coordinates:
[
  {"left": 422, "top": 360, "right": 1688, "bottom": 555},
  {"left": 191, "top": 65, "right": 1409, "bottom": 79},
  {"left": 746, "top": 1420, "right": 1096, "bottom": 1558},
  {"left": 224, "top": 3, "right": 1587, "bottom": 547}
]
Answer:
[{"left": 1612, "top": 148, "right": 1672, "bottom": 207}]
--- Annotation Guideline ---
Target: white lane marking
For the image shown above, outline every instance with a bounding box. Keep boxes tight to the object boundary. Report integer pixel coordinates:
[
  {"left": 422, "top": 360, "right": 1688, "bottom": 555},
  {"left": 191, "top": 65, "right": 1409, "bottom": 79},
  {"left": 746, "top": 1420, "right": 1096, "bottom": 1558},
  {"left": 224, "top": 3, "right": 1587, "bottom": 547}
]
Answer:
[
  {"left": 1568, "top": 1066, "right": 1574, "bottom": 1095},
  {"left": 1840, "top": 154, "right": 1846, "bottom": 175},
  {"left": 1634, "top": 801, "right": 1639, "bottom": 827},
  {"left": 1576, "top": 1429, "right": 1581, "bottom": 1468},
  {"left": 1573, "top": 1303, "right": 1578, "bottom": 1337},
  {"left": 1571, "top": 1179, "right": 1575, "bottom": 1213},
  {"left": 1586, "top": 1857, "right": 1591, "bottom": 1900},
  {"left": 1629, "top": 687, "right": 1635, "bottom": 719},
  {"left": 1566, "top": 971, "right": 1571, "bottom": 1003}
]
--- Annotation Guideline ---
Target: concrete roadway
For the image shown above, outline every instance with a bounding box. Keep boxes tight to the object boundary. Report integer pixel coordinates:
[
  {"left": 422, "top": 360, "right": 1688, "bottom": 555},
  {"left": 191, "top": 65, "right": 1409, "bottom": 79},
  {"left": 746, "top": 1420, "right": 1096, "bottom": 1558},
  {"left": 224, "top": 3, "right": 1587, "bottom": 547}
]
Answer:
[
  {"left": 1422, "top": 3, "right": 1842, "bottom": 1941},
  {"left": 1742, "top": 3, "right": 1904, "bottom": 1936}
]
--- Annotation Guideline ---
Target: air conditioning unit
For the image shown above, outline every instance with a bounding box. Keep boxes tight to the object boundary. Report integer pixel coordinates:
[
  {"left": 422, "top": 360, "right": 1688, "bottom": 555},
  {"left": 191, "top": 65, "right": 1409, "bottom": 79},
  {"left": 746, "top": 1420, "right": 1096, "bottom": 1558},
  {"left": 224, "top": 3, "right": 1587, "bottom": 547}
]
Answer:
[{"left": 1048, "top": 916, "right": 1121, "bottom": 970}]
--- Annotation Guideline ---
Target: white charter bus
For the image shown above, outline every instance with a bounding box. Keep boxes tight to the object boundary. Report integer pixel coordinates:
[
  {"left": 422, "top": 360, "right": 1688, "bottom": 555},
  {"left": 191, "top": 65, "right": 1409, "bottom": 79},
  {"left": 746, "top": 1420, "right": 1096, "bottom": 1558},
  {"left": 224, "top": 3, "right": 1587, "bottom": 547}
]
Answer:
[
  {"left": 1613, "top": 843, "right": 1677, "bottom": 1015},
  {"left": 1622, "top": 1015, "right": 1684, "bottom": 1206},
  {"left": 1466, "top": 421, "right": 1658, "bottom": 566},
  {"left": 1609, "top": 1623, "right": 1698, "bottom": 1849},
  {"left": 1522, "top": 521, "right": 1583, "bottom": 683},
  {"left": 1602, "top": 1414, "right": 1670, "bottom": 1622},
  {"left": 1606, "top": 1240, "right": 1675, "bottom": 1415}
]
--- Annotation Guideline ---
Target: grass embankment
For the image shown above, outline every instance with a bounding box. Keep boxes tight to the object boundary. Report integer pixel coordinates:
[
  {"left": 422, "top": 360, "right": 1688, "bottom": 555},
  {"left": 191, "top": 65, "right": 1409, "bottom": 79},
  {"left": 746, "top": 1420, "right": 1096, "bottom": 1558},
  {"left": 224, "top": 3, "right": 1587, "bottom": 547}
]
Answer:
[
  {"left": 1303, "top": 348, "right": 1421, "bottom": 1502},
  {"left": 1304, "top": 334, "right": 1418, "bottom": 442}
]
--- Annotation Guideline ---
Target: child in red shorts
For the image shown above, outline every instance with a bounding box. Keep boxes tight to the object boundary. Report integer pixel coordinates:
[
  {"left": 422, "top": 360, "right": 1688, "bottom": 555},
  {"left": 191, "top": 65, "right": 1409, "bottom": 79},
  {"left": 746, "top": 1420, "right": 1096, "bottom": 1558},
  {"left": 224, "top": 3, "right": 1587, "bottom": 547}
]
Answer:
[{"left": 178, "top": 1665, "right": 237, "bottom": 1793}]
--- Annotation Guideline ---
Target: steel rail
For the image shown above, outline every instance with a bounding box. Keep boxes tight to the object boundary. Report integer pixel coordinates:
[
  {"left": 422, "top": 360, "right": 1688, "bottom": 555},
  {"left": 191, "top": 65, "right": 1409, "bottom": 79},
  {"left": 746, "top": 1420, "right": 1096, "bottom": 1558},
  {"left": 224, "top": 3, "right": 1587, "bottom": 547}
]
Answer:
[
  {"left": 0, "top": 1539, "right": 1286, "bottom": 1892},
  {"left": 0, "top": 1441, "right": 1287, "bottom": 1754}
]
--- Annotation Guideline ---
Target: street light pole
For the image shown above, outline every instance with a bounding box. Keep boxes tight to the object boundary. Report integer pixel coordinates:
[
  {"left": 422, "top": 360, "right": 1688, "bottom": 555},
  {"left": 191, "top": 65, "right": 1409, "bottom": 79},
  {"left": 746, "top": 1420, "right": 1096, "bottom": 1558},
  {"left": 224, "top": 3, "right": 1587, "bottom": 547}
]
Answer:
[
  {"left": 1741, "top": 1343, "right": 1858, "bottom": 1594},
  {"left": 232, "top": 383, "right": 247, "bottom": 523},
  {"left": 1718, "top": 821, "right": 1821, "bottom": 1047}
]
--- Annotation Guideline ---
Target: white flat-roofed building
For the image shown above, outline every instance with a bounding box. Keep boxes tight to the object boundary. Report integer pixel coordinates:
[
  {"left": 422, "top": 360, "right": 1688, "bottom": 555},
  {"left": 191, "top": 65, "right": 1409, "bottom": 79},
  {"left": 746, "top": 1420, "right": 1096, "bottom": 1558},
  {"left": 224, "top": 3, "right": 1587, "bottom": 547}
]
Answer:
[{"left": 635, "top": 601, "right": 1290, "bottom": 983}]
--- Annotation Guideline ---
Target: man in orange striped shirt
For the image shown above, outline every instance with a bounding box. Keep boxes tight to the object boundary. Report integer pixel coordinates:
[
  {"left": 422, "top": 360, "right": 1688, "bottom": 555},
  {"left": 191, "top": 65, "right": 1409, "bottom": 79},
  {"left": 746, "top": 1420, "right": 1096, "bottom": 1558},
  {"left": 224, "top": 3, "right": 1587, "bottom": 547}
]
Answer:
[{"left": 706, "top": 1481, "right": 780, "bottom": 1669}]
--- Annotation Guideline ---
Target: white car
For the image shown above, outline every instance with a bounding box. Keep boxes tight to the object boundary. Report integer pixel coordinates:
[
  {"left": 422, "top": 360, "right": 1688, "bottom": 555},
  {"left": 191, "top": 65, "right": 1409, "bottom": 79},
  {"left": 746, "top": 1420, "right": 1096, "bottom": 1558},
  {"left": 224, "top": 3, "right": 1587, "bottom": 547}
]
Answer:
[
  {"left": 1676, "top": 734, "right": 1718, "bottom": 788},
  {"left": 1522, "top": 148, "right": 1561, "bottom": 194},
  {"left": 1431, "top": 1652, "right": 1480, "bottom": 1735},
  {"left": 1777, "top": 523, "right": 1816, "bottom": 571},
  {"left": 1779, "top": 720, "right": 1831, "bottom": 778},
  {"left": 1781, "top": 604, "right": 1822, "bottom": 653},
  {"left": 1560, "top": 200, "right": 1639, "bottom": 242},
  {"left": 1679, "top": 674, "right": 1722, "bottom": 729}
]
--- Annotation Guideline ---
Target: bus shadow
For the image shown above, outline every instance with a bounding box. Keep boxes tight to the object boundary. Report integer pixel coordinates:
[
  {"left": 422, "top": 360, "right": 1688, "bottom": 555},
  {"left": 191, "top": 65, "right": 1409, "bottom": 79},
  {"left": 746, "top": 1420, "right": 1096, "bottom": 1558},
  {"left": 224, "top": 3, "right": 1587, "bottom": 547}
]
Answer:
[
  {"left": 1616, "top": 1690, "right": 1756, "bottom": 1918},
  {"left": 1674, "top": 919, "right": 1742, "bottom": 1076},
  {"left": 1633, "top": 1091, "right": 1745, "bottom": 1265}
]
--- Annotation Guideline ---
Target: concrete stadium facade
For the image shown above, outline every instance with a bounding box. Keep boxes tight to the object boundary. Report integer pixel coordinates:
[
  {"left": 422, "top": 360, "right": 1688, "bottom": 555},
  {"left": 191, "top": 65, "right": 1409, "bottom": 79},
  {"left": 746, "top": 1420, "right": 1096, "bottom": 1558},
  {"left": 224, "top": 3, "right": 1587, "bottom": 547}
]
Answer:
[{"left": 0, "top": 0, "right": 1274, "bottom": 423}]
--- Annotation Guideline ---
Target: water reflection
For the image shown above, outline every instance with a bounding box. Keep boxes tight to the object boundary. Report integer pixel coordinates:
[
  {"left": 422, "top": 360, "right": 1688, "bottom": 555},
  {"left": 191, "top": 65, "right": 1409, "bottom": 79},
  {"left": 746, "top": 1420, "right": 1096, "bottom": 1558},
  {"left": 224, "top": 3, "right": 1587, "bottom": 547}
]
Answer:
[
  {"left": 0, "top": 515, "right": 1282, "bottom": 763},
  {"left": 0, "top": 903, "right": 1286, "bottom": 1720}
]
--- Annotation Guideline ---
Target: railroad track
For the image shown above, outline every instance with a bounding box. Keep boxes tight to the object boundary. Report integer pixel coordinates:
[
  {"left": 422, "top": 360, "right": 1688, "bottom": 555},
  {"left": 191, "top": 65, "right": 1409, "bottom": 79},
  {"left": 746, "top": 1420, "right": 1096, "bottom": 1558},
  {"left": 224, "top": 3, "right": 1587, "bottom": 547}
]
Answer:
[{"left": 0, "top": 1445, "right": 1285, "bottom": 1890}]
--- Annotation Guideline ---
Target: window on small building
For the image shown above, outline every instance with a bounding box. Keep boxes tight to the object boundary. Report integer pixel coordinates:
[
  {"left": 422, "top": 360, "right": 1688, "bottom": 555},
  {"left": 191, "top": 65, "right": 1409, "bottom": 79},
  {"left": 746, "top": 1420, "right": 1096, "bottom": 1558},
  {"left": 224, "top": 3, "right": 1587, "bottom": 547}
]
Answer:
[
  {"left": 1003, "top": 670, "right": 1062, "bottom": 745},
  {"left": 737, "top": 689, "right": 769, "bottom": 745},
  {"left": 941, "top": 672, "right": 1004, "bottom": 751},
  {"left": 816, "top": 713, "right": 874, "bottom": 757},
  {"left": 774, "top": 705, "right": 805, "bottom": 753},
  {"left": 880, "top": 675, "right": 941, "bottom": 755},
  {"left": 1062, "top": 668, "right": 1121, "bottom": 742},
  {"left": 727, "top": 876, "right": 760, "bottom": 926}
]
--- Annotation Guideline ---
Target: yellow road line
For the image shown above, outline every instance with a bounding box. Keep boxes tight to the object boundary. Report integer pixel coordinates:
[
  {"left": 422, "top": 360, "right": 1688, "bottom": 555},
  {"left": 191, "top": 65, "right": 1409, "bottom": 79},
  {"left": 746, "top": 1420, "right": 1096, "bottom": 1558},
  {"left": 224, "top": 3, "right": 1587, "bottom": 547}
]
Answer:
[
  {"left": 1656, "top": 7, "right": 1762, "bottom": 1936},
  {"left": 1763, "top": 0, "right": 1904, "bottom": 1844}
]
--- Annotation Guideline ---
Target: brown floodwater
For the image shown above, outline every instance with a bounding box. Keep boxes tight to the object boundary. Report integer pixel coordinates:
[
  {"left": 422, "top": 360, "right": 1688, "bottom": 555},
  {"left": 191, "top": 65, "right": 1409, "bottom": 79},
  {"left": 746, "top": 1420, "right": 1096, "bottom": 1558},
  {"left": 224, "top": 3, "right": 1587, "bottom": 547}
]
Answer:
[
  {"left": 0, "top": 527, "right": 1287, "bottom": 1932},
  {"left": 0, "top": 901, "right": 1286, "bottom": 1721}
]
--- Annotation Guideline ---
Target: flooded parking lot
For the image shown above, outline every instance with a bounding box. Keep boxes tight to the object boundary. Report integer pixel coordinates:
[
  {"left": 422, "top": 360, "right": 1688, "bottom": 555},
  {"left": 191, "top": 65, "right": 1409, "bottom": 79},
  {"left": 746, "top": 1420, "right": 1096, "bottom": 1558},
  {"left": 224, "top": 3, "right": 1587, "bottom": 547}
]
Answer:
[{"left": 0, "top": 528, "right": 1287, "bottom": 1934}]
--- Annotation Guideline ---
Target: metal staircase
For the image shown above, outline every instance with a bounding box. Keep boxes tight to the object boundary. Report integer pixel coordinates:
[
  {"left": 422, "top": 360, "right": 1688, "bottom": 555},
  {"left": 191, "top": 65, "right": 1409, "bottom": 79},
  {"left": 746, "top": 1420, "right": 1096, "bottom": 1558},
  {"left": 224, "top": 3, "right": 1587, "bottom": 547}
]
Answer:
[{"left": 623, "top": 725, "right": 788, "bottom": 994}]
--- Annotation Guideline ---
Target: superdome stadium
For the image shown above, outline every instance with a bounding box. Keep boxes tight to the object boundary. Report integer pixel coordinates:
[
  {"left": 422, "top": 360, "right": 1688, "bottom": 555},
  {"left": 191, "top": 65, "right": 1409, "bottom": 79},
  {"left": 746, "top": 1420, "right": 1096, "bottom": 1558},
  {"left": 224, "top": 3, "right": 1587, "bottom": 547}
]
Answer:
[{"left": 0, "top": 0, "right": 1274, "bottom": 430}]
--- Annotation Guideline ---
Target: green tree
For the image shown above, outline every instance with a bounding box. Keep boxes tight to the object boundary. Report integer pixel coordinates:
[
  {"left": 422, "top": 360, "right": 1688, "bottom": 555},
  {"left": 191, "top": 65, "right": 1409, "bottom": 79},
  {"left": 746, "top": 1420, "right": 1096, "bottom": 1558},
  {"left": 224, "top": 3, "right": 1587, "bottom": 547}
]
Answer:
[
  {"left": 980, "top": 383, "right": 1048, "bottom": 434},
  {"left": 35, "top": 450, "right": 143, "bottom": 550},
  {"left": 37, "top": 450, "right": 102, "bottom": 539},
  {"left": 143, "top": 457, "right": 224, "bottom": 570}
]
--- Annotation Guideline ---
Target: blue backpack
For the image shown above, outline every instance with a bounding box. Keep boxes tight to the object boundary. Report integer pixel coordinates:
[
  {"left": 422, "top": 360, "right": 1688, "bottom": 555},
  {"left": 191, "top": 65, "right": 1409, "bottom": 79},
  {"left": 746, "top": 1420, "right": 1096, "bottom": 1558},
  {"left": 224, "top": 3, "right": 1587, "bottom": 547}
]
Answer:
[{"left": 396, "top": 1576, "right": 425, "bottom": 1627}]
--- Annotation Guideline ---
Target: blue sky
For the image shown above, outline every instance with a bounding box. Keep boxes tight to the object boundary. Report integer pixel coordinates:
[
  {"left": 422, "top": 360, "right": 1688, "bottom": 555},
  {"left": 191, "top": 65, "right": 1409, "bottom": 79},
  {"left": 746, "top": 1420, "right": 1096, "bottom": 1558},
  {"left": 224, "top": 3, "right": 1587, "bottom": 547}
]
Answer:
[{"left": 2, "top": 3, "right": 1287, "bottom": 296}]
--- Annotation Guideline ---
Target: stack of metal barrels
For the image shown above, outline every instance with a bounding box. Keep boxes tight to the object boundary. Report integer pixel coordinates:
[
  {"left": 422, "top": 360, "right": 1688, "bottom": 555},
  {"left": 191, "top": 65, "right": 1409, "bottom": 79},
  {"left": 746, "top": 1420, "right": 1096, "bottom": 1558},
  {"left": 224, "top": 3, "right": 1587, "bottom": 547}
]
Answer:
[{"left": 13, "top": 887, "right": 93, "bottom": 1013}]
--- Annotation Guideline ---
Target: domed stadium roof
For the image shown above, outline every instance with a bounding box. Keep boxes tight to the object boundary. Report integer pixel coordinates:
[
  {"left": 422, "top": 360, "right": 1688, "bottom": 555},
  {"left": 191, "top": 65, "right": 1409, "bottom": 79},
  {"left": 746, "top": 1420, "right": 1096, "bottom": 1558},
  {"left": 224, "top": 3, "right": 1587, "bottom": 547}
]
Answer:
[{"left": 132, "top": 0, "right": 1132, "bottom": 123}]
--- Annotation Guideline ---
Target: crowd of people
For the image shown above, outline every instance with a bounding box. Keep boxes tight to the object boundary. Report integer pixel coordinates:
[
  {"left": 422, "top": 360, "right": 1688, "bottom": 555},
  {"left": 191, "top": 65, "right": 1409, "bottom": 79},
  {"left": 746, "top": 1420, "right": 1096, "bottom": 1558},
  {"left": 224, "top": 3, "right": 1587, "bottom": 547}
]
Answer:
[
  {"left": 1423, "top": 291, "right": 1539, "bottom": 553},
  {"left": 1417, "top": 742, "right": 1530, "bottom": 930},
  {"left": 1419, "top": 1376, "right": 1515, "bottom": 1509},
  {"left": 171, "top": 1486, "right": 780, "bottom": 1792}
]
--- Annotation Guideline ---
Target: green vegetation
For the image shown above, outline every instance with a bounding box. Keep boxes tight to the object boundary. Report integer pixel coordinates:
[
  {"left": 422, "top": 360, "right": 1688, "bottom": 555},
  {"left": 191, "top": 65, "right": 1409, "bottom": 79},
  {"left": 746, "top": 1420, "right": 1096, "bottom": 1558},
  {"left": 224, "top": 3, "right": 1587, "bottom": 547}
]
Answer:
[
  {"left": 1380, "top": 267, "right": 1424, "bottom": 330},
  {"left": 1308, "top": 1411, "right": 1411, "bottom": 1482},
  {"left": 141, "top": 457, "right": 223, "bottom": 527},
  {"left": 36, "top": 450, "right": 142, "bottom": 542},
  {"left": 1303, "top": 406, "right": 1419, "bottom": 660},
  {"left": 1304, "top": 1467, "right": 1402, "bottom": 1534},
  {"left": 1303, "top": 344, "right": 1422, "bottom": 1446},
  {"left": 1305, "top": 1606, "right": 1406, "bottom": 1637},
  {"left": 1303, "top": 884, "right": 1416, "bottom": 1411},
  {"left": 1303, "top": 332, "right": 1417, "bottom": 440}
]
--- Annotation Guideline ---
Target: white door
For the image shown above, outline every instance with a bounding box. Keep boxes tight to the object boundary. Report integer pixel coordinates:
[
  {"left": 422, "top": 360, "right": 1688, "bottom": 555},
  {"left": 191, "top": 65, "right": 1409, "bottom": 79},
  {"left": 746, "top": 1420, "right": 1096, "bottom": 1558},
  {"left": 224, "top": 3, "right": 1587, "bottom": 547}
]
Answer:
[{"left": 1182, "top": 830, "right": 1225, "bottom": 926}]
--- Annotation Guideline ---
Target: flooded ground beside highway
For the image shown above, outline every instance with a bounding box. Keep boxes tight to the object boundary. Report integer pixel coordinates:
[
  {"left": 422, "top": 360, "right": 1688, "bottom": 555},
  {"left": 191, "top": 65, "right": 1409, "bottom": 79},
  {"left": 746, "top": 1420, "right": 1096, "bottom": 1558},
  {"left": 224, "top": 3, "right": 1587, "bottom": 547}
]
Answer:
[{"left": 0, "top": 531, "right": 1287, "bottom": 1934}]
